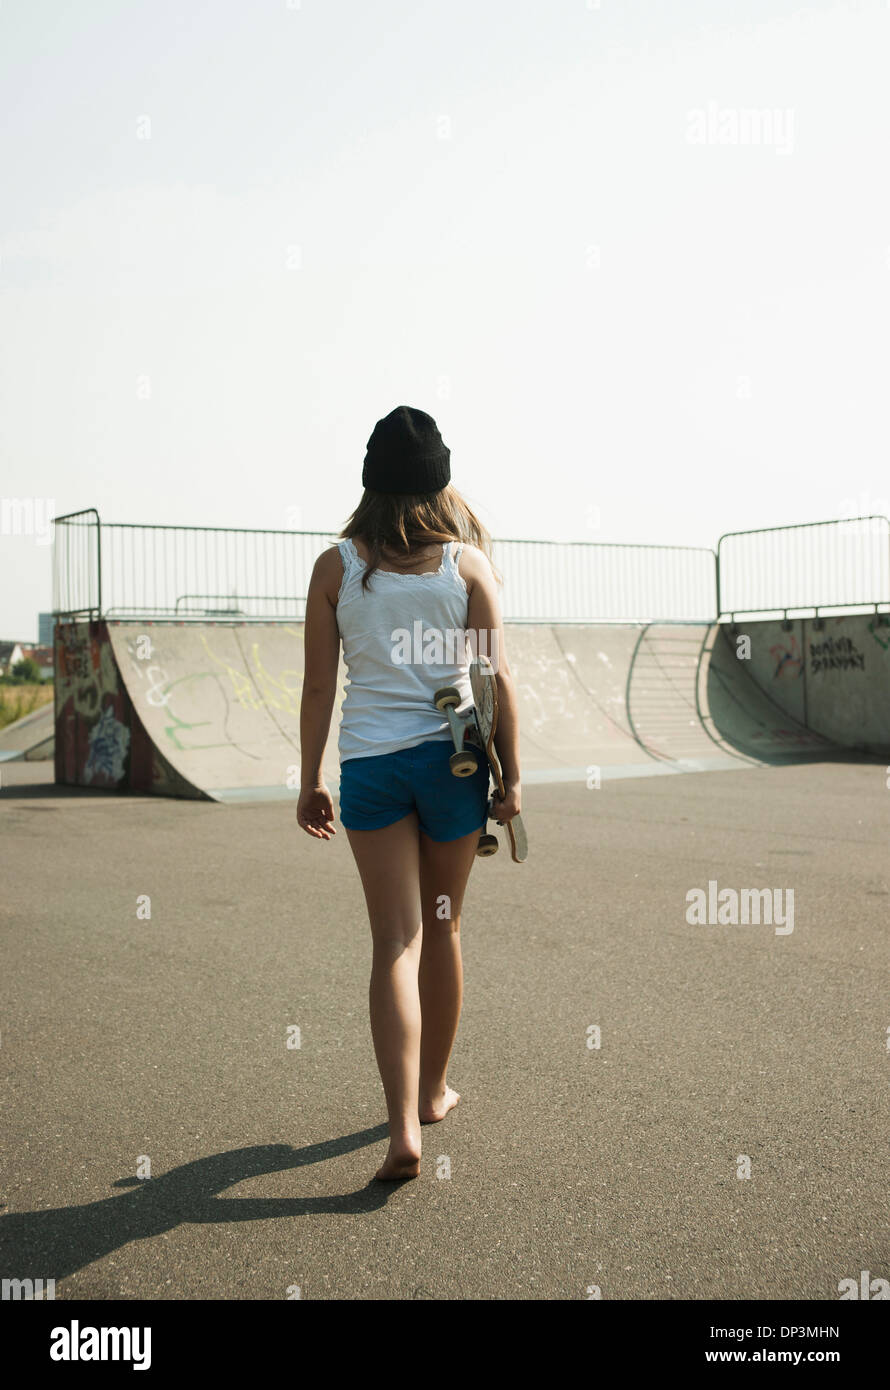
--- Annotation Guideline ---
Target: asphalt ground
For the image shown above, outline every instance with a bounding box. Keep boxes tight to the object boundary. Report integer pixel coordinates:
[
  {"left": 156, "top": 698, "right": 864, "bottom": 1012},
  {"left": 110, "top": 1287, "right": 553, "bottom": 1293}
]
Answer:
[{"left": 1, "top": 758, "right": 888, "bottom": 1300}]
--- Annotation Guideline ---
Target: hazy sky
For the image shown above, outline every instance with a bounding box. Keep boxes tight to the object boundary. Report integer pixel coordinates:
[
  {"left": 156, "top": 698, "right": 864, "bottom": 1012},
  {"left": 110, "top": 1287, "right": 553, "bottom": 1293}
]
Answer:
[{"left": 2, "top": 0, "right": 889, "bottom": 638}]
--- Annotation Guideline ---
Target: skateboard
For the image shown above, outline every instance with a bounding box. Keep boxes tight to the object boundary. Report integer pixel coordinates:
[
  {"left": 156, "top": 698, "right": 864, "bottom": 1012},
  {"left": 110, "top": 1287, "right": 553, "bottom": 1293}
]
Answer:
[{"left": 434, "top": 655, "right": 528, "bottom": 863}]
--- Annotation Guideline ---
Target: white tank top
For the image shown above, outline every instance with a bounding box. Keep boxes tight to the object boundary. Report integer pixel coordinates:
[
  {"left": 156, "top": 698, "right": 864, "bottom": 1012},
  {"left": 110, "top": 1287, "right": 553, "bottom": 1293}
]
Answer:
[{"left": 336, "top": 537, "right": 477, "bottom": 762}]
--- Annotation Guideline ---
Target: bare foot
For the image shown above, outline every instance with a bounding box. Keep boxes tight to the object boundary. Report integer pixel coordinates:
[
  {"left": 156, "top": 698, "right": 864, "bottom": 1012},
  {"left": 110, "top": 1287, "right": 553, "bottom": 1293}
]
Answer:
[
  {"left": 375, "top": 1144, "right": 421, "bottom": 1181},
  {"left": 419, "top": 1085, "right": 460, "bottom": 1124}
]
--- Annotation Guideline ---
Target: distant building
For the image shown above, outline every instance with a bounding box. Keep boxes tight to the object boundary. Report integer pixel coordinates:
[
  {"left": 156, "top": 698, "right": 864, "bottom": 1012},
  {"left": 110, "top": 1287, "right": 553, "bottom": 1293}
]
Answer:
[
  {"left": 38, "top": 612, "right": 54, "bottom": 645},
  {"left": 0, "top": 641, "right": 26, "bottom": 675},
  {"left": 21, "top": 645, "right": 54, "bottom": 679}
]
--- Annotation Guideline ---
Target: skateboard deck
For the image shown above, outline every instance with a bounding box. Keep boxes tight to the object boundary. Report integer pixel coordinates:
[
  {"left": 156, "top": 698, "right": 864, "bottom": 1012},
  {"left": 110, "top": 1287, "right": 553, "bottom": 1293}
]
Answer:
[{"left": 434, "top": 656, "right": 528, "bottom": 863}]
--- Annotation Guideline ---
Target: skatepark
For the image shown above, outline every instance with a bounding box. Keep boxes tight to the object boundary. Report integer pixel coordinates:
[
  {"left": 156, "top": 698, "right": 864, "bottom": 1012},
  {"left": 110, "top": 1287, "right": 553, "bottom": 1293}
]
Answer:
[
  {"left": 2, "top": 511, "right": 889, "bottom": 1299},
  {"left": 23, "top": 508, "right": 890, "bottom": 800},
  {"left": 4, "top": 610, "right": 889, "bottom": 796}
]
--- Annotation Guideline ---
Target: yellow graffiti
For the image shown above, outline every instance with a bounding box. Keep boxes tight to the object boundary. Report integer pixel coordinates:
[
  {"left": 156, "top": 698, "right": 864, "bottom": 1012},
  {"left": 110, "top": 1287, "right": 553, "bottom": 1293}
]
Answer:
[{"left": 198, "top": 630, "right": 304, "bottom": 715}]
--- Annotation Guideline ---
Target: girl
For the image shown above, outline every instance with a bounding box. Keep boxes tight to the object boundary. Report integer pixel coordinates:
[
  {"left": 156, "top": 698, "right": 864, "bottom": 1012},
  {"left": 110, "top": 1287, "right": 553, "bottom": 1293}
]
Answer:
[{"left": 296, "top": 405, "right": 521, "bottom": 1181}]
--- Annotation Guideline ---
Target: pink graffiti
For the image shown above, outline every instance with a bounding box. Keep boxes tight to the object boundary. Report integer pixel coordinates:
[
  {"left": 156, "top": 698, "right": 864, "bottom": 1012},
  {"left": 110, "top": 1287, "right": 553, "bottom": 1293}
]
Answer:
[{"left": 769, "top": 635, "right": 802, "bottom": 679}]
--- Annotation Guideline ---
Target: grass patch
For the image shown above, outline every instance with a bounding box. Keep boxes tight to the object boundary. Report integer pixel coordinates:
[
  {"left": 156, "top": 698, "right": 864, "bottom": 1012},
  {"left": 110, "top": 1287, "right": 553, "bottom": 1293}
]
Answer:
[{"left": 0, "top": 683, "right": 54, "bottom": 729}]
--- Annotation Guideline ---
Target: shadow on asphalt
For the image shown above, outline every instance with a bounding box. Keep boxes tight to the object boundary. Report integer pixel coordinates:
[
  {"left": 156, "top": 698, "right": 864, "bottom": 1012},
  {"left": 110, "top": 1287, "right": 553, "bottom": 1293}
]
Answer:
[
  {"left": 0, "top": 780, "right": 142, "bottom": 800},
  {"left": 725, "top": 749, "right": 890, "bottom": 768},
  {"left": 0, "top": 1129, "right": 401, "bottom": 1285},
  {"left": 0, "top": 781, "right": 211, "bottom": 803}
]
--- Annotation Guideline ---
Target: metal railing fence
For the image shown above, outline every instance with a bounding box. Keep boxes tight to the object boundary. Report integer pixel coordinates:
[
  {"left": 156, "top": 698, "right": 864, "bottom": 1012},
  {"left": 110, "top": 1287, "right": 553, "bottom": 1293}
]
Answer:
[
  {"left": 717, "top": 516, "right": 890, "bottom": 618},
  {"left": 491, "top": 539, "right": 715, "bottom": 622},
  {"left": 52, "top": 510, "right": 890, "bottom": 625},
  {"left": 52, "top": 512, "right": 716, "bottom": 623}
]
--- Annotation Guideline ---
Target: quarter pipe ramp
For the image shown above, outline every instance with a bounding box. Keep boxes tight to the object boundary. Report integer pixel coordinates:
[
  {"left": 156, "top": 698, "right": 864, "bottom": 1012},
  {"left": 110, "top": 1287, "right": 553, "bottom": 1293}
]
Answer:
[{"left": 0, "top": 702, "right": 54, "bottom": 763}]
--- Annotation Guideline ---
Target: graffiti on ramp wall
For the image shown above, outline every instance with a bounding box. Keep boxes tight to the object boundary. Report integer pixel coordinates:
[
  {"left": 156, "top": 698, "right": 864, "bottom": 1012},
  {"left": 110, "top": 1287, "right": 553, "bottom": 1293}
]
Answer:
[
  {"left": 55, "top": 621, "right": 129, "bottom": 789},
  {"left": 55, "top": 621, "right": 199, "bottom": 795},
  {"left": 768, "top": 635, "right": 802, "bottom": 680},
  {"left": 84, "top": 704, "right": 131, "bottom": 783}
]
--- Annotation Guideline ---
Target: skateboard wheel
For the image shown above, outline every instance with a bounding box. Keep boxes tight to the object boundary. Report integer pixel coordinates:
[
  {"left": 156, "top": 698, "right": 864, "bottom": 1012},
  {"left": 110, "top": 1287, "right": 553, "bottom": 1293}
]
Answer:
[
  {"left": 476, "top": 834, "right": 499, "bottom": 857},
  {"left": 449, "top": 749, "right": 478, "bottom": 777},
  {"left": 434, "top": 685, "right": 462, "bottom": 711}
]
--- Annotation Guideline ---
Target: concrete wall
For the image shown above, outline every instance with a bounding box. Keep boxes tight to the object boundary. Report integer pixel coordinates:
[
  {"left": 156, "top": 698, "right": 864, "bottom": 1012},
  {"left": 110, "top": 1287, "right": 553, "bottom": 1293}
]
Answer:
[{"left": 720, "top": 613, "right": 890, "bottom": 752}]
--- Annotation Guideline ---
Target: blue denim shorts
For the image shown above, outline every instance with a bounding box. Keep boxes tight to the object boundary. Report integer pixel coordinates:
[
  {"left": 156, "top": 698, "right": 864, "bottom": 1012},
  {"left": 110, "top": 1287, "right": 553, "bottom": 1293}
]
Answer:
[{"left": 339, "top": 738, "right": 490, "bottom": 840}]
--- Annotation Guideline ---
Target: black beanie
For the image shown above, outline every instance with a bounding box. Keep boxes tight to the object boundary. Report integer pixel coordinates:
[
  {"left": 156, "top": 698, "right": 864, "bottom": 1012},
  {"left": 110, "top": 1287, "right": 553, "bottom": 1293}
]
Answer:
[{"left": 362, "top": 405, "right": 451, "bottom": 494}]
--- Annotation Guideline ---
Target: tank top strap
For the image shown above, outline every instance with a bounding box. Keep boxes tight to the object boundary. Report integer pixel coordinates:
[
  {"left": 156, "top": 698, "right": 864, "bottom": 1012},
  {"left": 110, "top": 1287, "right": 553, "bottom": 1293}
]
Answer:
[
  {"left": 337, "top": 537, "right": 359, "bottom": 573},
  {"left": 446, "top": 539, "right": 464, "bottom": 569},
  {"left": 336, "top": 538, "right": 362, "bottom": 601}
]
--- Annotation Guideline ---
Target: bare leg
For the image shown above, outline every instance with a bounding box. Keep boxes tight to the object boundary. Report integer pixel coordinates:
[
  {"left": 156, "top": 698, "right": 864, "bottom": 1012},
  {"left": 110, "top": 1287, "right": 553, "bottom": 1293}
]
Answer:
[
  {"left": 417, "top": 826, "right": 481, "bottom": 1122},
  {"left": 345, "top": 813, "right": 424, "bottom": 1180}
]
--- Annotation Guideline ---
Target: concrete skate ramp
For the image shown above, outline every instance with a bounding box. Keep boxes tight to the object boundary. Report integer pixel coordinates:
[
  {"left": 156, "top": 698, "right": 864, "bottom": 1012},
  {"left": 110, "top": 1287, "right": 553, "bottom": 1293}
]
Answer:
[
  {"left": 705, "top": 613, "right": 890, "bottom": 757},
  {"left": 0, "top": 701, "right": 54, "bottom": 762},
  {"left": 53, "top": 615, "right": 887, "bottom": 801},
  {"left": 109, "top": 621, "right": 744, "bottom": 796},
  {"left": 509, "top": 624, "right": 744, "bottom": 780},
  {"left": 106, "top": 620, "right": 344, "bottom": 800}
]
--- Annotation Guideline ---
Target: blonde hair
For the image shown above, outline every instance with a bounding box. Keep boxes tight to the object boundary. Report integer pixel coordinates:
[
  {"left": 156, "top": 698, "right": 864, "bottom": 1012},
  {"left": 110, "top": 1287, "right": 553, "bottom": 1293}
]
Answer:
[{"left": 340, "top": 484, "right": 500, "bottom": 591}]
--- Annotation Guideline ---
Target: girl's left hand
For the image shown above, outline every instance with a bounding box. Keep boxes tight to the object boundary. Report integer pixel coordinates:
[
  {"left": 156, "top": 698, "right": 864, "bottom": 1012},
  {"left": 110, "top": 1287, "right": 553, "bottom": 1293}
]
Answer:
[
  {"left": 491, "top": 783, "right": 521, "bottom": 823},
  {"left": 297, "top": 785, "right": 337, "bottom": 840}
]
